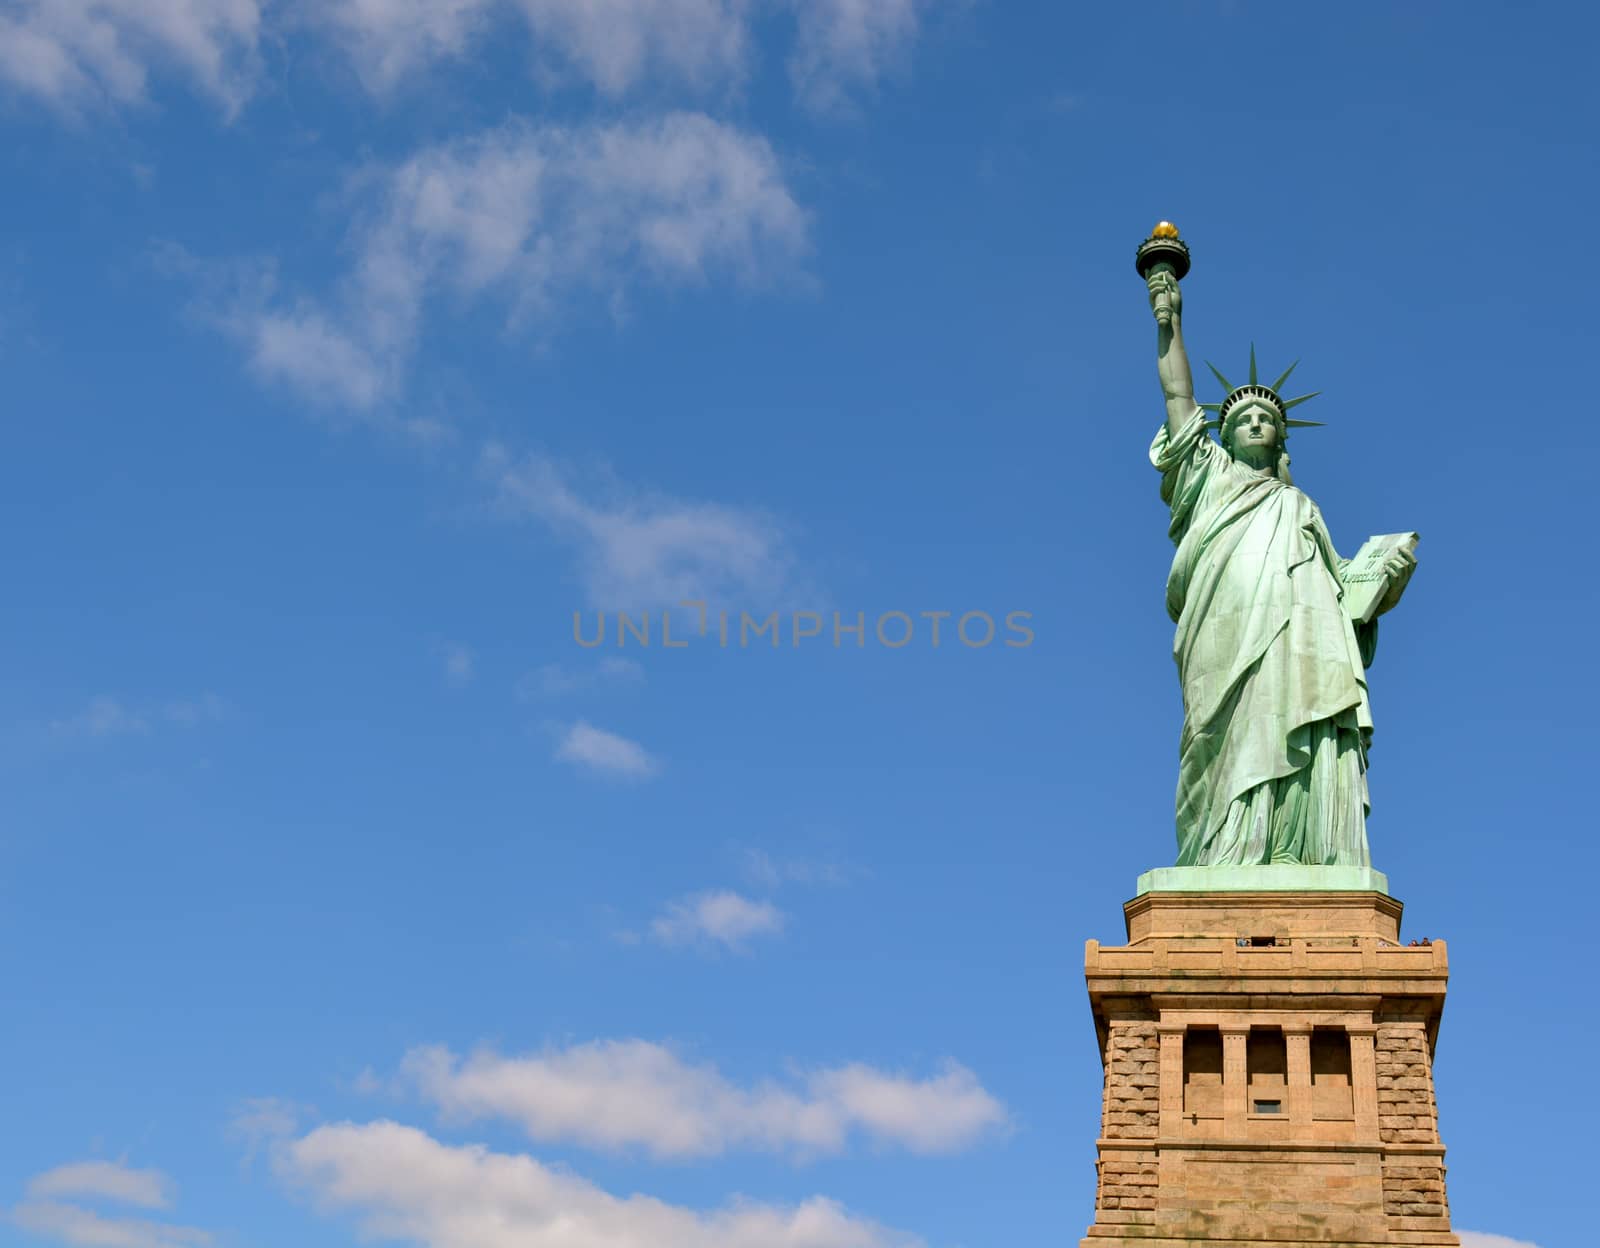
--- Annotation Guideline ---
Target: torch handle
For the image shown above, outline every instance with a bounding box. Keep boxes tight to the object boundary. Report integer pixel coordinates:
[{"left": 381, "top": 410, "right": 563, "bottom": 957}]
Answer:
[{"left": 1149, "top": 260, "right": 1175, "bottom": 329}]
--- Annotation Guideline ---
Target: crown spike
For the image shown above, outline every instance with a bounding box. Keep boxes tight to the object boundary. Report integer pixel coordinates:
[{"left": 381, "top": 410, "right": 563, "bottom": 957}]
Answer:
[
  {"left": 1205, "top": 361, "right": 1234, "bottom": 393},
  {"left": 1284, "top": 418, "right": 1325, "bottom": 428},
  {"left": 1248, "top": 344, "right": 1258, "bottom": 386},
  {"left": 1282, "top": 391, "right": 1321, "bottom": 410},
  {"left": 1270, "top": 360, "right": 1300, "bottom": 392}
]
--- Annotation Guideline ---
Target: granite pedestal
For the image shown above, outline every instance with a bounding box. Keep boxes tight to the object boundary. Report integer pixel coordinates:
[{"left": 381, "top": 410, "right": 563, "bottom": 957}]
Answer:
[{"left": 1080, "top": 877, "right": 1458, "bottom": 1247}]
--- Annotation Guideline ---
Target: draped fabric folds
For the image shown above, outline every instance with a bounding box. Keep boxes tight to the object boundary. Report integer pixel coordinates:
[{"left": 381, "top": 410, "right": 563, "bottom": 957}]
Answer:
[{"left": 1151, "top": 409, "right": 1376, "bottom": 867}]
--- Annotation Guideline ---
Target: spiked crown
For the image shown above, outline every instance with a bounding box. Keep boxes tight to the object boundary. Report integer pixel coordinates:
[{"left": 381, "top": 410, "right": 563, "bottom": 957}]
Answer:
[{"left": 1200, "top": 345, "right": 1323, "bottom": 441}]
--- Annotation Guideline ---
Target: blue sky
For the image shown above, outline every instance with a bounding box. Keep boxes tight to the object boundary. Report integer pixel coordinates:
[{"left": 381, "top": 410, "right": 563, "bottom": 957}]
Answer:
[{"left": 0, "top": 3, "right": 1594, "bottom": 1247}]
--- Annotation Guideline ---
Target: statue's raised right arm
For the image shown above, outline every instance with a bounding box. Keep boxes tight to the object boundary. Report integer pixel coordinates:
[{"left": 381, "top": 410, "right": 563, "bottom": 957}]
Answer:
[{"left": 1148, "top": 270, "right": 1195, "bottom": 440}]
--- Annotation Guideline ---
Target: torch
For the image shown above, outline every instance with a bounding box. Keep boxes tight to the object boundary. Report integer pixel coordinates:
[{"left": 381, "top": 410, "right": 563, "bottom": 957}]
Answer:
[{"left": 1135, "top": 221, "right": 1190, "bottom": 329}]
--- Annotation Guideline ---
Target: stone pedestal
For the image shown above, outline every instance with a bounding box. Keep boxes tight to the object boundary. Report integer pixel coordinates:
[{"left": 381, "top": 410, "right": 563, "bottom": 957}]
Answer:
[{"left": 1080, "top": 888, "right": 1458, "bottom": 1247}]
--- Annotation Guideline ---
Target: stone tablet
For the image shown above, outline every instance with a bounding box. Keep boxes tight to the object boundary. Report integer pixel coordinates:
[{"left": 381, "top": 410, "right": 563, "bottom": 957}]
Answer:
[{"left": 1341, "top": 532, "right": 1420, "bottom": 626}]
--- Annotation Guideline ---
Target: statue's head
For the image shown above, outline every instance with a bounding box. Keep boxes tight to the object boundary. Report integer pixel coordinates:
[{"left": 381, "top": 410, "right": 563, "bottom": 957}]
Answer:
[
  {"left": 1201, "top": 348, "right": 1323, "bottom": 478},
  {"left": 1218, "top": 391, "right": 1285, "bottom": 459}
]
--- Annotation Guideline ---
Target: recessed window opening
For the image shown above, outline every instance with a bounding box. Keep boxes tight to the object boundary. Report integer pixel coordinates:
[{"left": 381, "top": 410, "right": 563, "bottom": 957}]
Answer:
[
  {"left": 1182, "top": 1028, "right": 1223, "bottom": 1117},
  {"left": 1247, "top": 1027, "right": 1287, "bottom": 1101},
  {"left": 1311, "top": 1028, "right": 1352, "bottom": 1086},
  {"left": 1311, "top": 1027, "right": 1355, "bottom": 1120}
]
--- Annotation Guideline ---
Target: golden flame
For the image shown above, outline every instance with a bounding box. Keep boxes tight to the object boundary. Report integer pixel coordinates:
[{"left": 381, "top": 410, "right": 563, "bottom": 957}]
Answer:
[{"left": 1151, "top": 221, "right": 1180, "bottom": 239}]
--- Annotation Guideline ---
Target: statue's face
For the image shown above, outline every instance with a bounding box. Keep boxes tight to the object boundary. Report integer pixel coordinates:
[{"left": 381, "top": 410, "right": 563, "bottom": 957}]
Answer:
[
  {"left": 1225, "top": 399, "right": 1281, "bottom": 466},
  {"left": 1228, "top": 400, "right": 1280, "bottom": 449}
]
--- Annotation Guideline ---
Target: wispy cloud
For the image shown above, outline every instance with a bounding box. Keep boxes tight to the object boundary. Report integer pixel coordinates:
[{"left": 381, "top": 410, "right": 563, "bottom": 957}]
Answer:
[
  {"left": 310, "top": 0, "right": 497, "bottom": 95},
  {"left": 401, "top": 1039, "right": 1008, "bottom": 1159},
  {"left": 316, "top": 0, "right": 750, "bottom": 98},
  {"left": 195, "top": 113, "right": 808, "bottom": 412},
  {"left": 0, "top": 0, "right": 262, "bottom": 117},
  {"left": 739, "top": 847, "right": 850, "bottom": 890},
  {"left": 312, "top": 0, "right": 923, "bottom": 110},
  {"left": 230, "top": 1097, "right": 308, "bottom": 1164},
  {"left": 11, "top": 1203, "right": 212, "bottom": 1248},
  {"left": 26, "top": 1161, "right": 171, "bottom": 1210},
  {"left": 518, "top": 657, "right": 643, "bottom": 699},
  {"left": 0, "top": 1, "right": 932, "bottom": 124},
  {"left": 517, "top": 0, "right": 750, "bottom": 96},
  {"left": 48, "top": 693, "right": 229, "bottom": 741},
  {"left": 443, "top": 642, "right": 475, "bottom": 687},
  {"left": 1458, "top": 1234, "right": 1543, "bottom": 1248},
  {"left": 161, "top": 693, "right": 230, "bottom": 726},
  {"left": 50, "top": 696, "right": 149, "bottom": 739},
  {"left": 554, "top": 720, "right": 660, "bottom": 781},
  {"left": 649, "top": 890, "right": 784, "bottom": 951},
  {"left": 487, "top": 449, "right": 797, "bottom": 611},
  {"left": 283, "top": 1119, "right": 921, "bottom": 1248},
  {"left": 11, "top": 1160, "right": 210, "bottom": 1248},
  {"left": 787, "top": 0, "right": 924, "bottom": 115}
]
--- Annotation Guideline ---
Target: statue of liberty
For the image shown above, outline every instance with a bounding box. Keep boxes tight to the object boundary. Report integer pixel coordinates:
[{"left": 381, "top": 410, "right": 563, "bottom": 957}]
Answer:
[{"left": 1142, "top": 227, "right": 1416, "bottom": 868}]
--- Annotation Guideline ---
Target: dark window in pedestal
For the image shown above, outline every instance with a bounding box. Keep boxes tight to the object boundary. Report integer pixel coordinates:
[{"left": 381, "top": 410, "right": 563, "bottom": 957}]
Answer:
[
  {"left": 1247, "top": 1028, "right": 1287, "bottom": 1101},
  {"left": 1311, "top": 1027, "right": 1355, "bottom": 1120},
  {"left": 1182, "top": 1028, "right": 1223, "bottom": 1117}
]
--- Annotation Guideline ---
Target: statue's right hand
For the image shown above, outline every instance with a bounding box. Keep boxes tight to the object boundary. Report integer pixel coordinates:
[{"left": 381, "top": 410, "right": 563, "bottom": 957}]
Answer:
[{"left": 1147, "top": 270, "right": 1181, "bottom": 326}]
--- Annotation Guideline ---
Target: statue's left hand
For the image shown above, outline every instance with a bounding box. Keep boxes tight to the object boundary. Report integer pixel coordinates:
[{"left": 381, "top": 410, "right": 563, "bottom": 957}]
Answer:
[
  {"left": 1374, "top": 548, "right": 1417, "bottom": 617},
  {"left": 1147, "top": 270, "right": 1181, "bottom": 328}
]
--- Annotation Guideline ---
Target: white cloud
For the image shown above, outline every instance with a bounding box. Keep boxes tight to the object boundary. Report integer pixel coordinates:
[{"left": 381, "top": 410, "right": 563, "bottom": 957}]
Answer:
[
  {"left": 50, "top": 693, "right": 229, "bottom": 739},
  {"left": 444, "top": 643, "right": 475, "bottom": 687},
  {"left": 230, "top": 1097, "right": 308, "bottom": 1161},
  {"left": 51, "top": 696, "right": 149, "bottom": 738},
  {"left": 26, "top": 1161, "right": 171, "bottom": 1210},
  {"left": 11, "top": 1161, "right": 210, "bottom": 1248},
  {"left": 740, "top": 848, "right": 849, "bottom": 889},
  {"left": 1458, "top": 1234, "right": 1543, "bottom": 1248},
  {"left": 787, "top": 0, "right": 922, "bottom": 114},
  {"left": 0, "top": 1, "right": 931, "bottom": 123},
  {"left": 518, "top": 657, "right": 643, "bottom": 699},
  {"left": 283, "top": 1120, "right": 920, "bottom": 1248},
  {"left": 487, "top": 450, "right": 795, "bottom": 611},
  {"left": 555, "top": 721, "right": 660, "bottom": 780},
  {"left": 11, "top": 1202, "right": 212, "bottom": 1248},
  {"left": 315, "top": 0, "right": 921, "bottom": 111},
  {"left": 400, "top": 1039, "right": 1007, "bottom": 1159},
  {"left": 314, "top": 0, "right": 749, "bottom": 99},
  {"left": 313, "top": 0, "right": 497, "bottom": 95},
  {"left": 244, "top": 304, "right": 395, "bottom": 411},
  {"left": 208, "top": 112, "right": 807, "bottom": 411},
  {"left": 514, "top": 0, "right": 749, "bottom": 97},
  {"left": 806, "top": 1063, "right": 1002, "bottom": 1154},
  {"left": 649, "top": 890, "right": 784, "bottom": 951},
  {"left": 0, "top": 0, "right": 262, "bottom": 116},
  {"left": 162, "top": 693, "right": 230, "bottom": 725}
]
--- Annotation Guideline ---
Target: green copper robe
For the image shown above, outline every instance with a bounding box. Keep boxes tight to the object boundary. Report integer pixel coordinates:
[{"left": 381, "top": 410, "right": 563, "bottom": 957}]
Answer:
[{"left": 1151, "top": 409, "right": 1376, "bottom": 867}]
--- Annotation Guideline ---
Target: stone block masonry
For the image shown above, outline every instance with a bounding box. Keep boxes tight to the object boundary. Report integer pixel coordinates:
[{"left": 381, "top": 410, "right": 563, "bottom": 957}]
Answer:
[{"left": 1080, "top": 889, "right": 1458, "bottom": 1248}]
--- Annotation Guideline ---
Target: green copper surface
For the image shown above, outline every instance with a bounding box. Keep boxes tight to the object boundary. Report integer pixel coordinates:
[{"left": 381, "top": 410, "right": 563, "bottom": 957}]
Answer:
[
  {"left": 1142, "top": 254, "right": 1418, "bottom": 875},
  {"left": 1134, "top": 864, "right": 1391, "bottom": 895}
]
